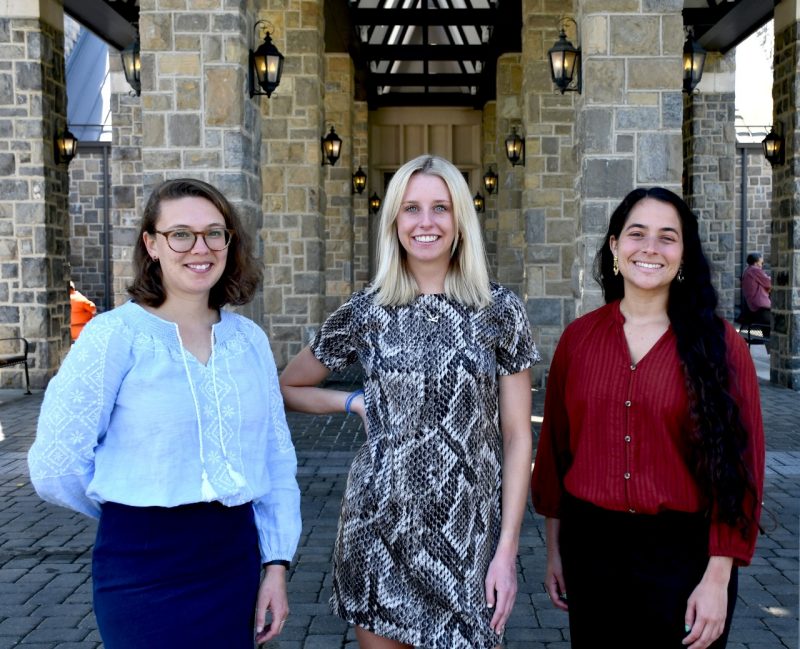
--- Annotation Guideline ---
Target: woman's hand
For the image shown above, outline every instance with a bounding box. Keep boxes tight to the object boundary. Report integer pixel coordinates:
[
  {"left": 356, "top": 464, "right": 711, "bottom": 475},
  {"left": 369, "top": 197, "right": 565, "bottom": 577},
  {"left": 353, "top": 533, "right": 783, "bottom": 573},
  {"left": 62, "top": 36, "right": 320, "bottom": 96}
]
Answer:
[
  {"left": 544, "top": 552, "right": 568, "bottom": 611},
  {"left": 484, "top": 370, "right": 531, "bottom": 636},
  {"left": 254, "top": 565, "right": 289, "bottom": 645},
  {"left": 544, "top": 517, "right": 568, "bottom": 611},
  {"left": 682, "top": 556, "right": 732, "bottom": 649},
  {"left": 485, "top": 545, "right": 518, "bottom": 635}
]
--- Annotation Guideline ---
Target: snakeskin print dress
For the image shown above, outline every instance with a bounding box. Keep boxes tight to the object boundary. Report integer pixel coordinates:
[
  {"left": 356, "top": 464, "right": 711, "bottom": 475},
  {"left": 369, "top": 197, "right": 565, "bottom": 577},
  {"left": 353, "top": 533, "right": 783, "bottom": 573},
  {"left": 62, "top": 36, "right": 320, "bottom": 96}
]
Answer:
[{"left": 311, "top": 283, "right": 540, "bottom": 648}]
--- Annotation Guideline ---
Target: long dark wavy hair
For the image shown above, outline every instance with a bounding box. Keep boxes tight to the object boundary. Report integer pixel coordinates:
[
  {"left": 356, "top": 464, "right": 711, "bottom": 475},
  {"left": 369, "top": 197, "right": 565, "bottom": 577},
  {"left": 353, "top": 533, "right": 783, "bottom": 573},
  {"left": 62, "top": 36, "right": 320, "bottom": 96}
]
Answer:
[
  {"left": 593, "top": 187, "right": 757, "bottom": 531},
  {"left": 128, "top": 178, "right": 262, "bottom": 309}
]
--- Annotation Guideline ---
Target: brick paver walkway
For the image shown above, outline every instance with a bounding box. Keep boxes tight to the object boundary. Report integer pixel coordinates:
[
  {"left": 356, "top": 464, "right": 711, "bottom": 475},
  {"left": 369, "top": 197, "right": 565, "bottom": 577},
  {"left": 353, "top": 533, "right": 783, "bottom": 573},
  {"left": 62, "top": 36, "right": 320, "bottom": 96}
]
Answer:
[{"left": 0, "top": 373, "right": 797, "bottom": 648}]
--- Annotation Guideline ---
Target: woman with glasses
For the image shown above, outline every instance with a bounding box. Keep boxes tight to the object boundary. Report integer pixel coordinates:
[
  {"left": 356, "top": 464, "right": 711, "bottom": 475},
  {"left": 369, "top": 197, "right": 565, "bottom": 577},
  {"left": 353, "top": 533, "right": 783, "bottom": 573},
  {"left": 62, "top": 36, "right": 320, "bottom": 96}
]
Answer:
[{"left": 29, "top": 178, "right": 301, "bottom": 648}]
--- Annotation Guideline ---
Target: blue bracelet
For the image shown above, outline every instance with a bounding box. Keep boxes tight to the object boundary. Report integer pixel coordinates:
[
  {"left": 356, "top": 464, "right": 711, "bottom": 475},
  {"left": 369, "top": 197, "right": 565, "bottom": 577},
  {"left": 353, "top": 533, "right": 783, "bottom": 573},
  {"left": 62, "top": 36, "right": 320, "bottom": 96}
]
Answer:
[{"left": 345, "top": 389, "right": 364, "bottom": 415}]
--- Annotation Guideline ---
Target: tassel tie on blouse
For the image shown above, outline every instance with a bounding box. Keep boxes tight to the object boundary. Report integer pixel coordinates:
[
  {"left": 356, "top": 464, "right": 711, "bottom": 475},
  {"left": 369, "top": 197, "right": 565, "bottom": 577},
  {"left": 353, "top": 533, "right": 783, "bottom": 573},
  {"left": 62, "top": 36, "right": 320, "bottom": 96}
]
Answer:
[{"left": 175, "top": 325, "right": 246, "bottom": 501}]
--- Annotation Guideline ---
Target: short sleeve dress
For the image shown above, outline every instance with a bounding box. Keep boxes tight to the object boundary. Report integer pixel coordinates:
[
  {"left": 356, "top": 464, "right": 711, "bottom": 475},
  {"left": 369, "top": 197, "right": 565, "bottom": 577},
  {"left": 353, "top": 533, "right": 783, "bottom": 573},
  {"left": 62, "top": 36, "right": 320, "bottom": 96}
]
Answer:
[{"left": 311, "top": 282, "right": 540, "bottom": 648}]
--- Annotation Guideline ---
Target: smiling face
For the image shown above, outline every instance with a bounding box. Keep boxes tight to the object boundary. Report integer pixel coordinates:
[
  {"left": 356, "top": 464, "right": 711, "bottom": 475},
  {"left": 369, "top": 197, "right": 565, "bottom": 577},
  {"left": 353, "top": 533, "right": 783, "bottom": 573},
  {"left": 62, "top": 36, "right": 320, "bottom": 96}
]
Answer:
[
  {"left": 395, "top": 172, "right": 457, "bottom": 274},
  {"left": 143, "top": 196, "right": 229, "bottom": 304},
  {"left": 609, "top": 197, "right": 684, "bottom": 297}
]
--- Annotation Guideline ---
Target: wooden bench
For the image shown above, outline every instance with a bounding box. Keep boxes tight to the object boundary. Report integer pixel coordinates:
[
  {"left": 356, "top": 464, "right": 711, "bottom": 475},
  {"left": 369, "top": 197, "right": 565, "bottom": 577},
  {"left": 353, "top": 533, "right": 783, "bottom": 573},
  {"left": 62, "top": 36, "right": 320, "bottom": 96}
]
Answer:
[{"left": 0, "top": 337, "right": 31, "bottom": 394}]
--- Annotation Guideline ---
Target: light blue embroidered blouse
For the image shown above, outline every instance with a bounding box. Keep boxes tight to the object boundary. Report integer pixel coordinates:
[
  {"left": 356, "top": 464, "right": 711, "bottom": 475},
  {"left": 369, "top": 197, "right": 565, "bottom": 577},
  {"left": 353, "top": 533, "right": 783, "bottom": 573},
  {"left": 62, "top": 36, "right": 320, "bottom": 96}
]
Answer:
[{"left": 28, "top": 301, "right": 301, "bottom": 563}]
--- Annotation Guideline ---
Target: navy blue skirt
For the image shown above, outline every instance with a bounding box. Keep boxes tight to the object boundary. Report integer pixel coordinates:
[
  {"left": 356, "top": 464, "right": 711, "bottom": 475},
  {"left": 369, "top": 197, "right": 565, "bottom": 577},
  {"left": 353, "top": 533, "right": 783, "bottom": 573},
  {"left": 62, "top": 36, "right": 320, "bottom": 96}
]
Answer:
[{"left": 93, "top": 501, "right": 261, "bottom": 649}]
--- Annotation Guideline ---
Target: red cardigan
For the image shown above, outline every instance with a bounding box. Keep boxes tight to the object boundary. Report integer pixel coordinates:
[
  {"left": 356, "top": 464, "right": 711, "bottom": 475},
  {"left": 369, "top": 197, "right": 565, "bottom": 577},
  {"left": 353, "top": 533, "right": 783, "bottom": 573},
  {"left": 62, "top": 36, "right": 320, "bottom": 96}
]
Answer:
[{"left": 531, "top": 301, "right": 765, "bottom": 565}]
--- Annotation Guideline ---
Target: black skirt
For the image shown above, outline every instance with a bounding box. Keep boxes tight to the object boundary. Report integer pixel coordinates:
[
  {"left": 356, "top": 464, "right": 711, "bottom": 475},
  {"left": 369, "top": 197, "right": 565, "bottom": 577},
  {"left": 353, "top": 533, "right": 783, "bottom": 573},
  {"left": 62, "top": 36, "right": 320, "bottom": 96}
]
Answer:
[
  {"left": 92, "top": 501, "right": 261, "bottom": 649},
  {"left": 559, "top": 494, "right": 738, "bottom": 649}
]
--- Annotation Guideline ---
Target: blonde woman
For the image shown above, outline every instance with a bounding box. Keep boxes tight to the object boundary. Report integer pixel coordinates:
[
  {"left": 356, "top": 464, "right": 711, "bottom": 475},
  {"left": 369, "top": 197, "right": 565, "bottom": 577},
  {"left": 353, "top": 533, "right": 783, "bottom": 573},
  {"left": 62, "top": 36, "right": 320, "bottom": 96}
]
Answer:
[{"left": 280, "top": 155, "right": 539, "bottom": 649}]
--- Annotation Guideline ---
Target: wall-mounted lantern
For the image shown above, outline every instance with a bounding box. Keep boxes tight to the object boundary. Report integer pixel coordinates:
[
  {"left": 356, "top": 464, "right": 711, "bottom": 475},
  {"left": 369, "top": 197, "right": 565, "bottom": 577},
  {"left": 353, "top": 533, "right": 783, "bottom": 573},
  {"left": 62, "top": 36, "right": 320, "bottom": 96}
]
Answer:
[
  {"left": 483, "top": 168, "right": 498, "bottom": 194},
  {"left": 55, "top": 128, "right": 78, "bottom": 165},
  {"left": 321, "top": 126, "right": 342, "bottom": 166},
  {"left": 682, "top": 29, "right": 706, "bottom": 93},
  {"left": 548, "top": 17, "right": 581, "bottom": 94},
  {"left": 369, "top": 192, "right": 381, "bottom": 214},
  {"left": 473, "top": 192, "right": 485, "bottom": 213},
  {"left": 352, "top": 166, "right": 367, "bottom": 194},
  {"left": 249, "top": 21, "right": 284, "bottom": 98},
  {"left": 762, "top": 126, "right": 785, "bottom": 166},
  {"left": 120, "top": 35, "right": 141, "bottom": 96},
  {"left": 505, "top": 127, "right": 525, "bottom": 167}
]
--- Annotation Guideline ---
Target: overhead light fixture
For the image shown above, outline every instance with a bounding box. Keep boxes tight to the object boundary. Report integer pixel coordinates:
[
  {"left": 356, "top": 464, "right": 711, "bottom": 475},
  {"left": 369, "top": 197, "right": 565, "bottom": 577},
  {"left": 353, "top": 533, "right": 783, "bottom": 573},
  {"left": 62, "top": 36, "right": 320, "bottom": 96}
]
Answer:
[
  {"left": 249, "top": 21, "right": 284, "bottom": 98},
  {"left": 483, "top": 167, "right": 498, "bottom": 195},
  {"left": 762, "top": 126, "right": 785, "bottom": 166},
  {"left": 321, "top": 126, "right": 342, "bottom": 166},
  {"left": 505, "top": 127, "right": 525, "bottom": 167},
  {"left": 369, "top": 192, "right": 381, "bottom": 214},
  {"left": 548, "top": 17, "right": 581, "bottom": 94},
  {"left": 352, "top": 166, "right": 367, "bottom": 194},
  {"left": 120, "top": 35, "right": 141, "bottom": 96},
  {"left": 473, "top": 192, "right": 485, "bottom": 213},
  {"left": 682, "top": 29, "right": 706, "bottom": 93},
  {"left": 54, "top": 128, "right": 78, "bottom": 165}
]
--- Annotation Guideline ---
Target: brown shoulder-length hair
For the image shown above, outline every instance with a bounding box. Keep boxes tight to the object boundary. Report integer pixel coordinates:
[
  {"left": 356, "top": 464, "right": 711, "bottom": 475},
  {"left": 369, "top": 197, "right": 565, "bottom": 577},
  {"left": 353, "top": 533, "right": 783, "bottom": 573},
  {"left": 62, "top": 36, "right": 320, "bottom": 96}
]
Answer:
[{"left": 128, "top": 178, "right": 262, "bottom": 309}]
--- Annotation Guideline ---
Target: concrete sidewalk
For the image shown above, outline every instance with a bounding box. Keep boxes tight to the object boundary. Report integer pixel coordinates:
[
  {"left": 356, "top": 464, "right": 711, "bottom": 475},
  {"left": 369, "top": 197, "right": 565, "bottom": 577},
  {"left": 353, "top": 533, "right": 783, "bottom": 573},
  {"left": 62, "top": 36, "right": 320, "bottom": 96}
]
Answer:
[{"left": 0, "top": 364, "right": 797, "bottom": 648}]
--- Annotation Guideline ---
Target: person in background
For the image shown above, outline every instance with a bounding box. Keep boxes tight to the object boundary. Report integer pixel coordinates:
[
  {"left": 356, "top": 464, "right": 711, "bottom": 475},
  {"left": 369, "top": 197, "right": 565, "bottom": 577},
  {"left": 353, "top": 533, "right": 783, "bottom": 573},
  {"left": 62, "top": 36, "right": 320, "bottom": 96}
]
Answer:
[
  {"left": 740, "top": 252, "right": 771, "bottom": 335},
  {"left": 29, "top": 178, "right": 301, "bottom": 649},
  {"left": 532, "top": 187, "right": 764, "bottom": 649},
  {"left": 69, "top": 280, "right": 96, "bottom": 341},
  {"left": 280, "top": 155, "right": 539, "bottom": 649}
]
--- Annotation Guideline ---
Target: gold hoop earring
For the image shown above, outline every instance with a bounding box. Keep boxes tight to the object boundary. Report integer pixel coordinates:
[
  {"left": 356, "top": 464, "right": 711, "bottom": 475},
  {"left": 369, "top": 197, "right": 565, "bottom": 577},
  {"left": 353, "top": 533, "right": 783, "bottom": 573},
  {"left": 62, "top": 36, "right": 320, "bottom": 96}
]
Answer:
[{"left": 612, "top": 255, "right": 619, "bottom": 276}]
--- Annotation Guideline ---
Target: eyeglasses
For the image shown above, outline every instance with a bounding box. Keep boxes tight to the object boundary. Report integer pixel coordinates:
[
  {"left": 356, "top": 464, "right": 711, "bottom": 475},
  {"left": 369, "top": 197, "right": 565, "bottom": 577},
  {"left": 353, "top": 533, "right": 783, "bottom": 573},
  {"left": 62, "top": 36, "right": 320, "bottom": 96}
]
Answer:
[{"left": 155, "top": 228, "right": 234, "bottom": 253}]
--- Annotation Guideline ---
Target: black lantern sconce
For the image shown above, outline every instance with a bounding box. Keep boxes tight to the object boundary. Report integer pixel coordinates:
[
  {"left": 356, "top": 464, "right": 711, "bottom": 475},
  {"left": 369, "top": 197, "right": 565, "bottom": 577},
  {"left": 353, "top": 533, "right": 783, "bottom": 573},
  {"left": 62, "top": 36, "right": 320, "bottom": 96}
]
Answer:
[
  {"left": 352, "top": 166, "right": 367, "bottom": 194},
  {"left": 483, "top": 167, "right": 498, "bottom": 195},
  {"left": 249, "top": 21, "right": 285, "bottom": 98},
  {"left": 369, "top": 192, "right": 382, "bottom": 214},
  {"left": 120, "top": 35, "right": 141, "bottom": 96},
  {"left": 762, "top": 126, "right": 785, "bottom": 167},
  {"left": 682, "top": 29, "right": 706, "bottom": 94},
  {"left": 54, "top": 128, "right": 78, "bottom": 165},
  {"left": 505, "top": 126, "right": 525, "bottom": 167},
  {"left": 321, "top": 126, "right": 342, "bottom": 166},
  {"left": 548, "top": 17, "right": 581, "bottom": 94},
  {"left": 473, "top": 192, "right": 485, "bottom": 213}
]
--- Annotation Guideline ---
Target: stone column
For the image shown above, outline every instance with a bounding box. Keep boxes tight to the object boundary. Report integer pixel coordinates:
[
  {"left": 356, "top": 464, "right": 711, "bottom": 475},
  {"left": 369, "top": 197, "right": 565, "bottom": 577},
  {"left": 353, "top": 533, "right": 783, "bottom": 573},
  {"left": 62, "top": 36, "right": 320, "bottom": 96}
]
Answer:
[
  {"left": 353, "top": 99, "right": 370, "bottom": 288},
  {"left": 770, "top": 2, "right": 800, "bottom": 390},
  {"left": 683, "top": 52, "right": 737, "bottom": 319},
  {"left": 575, "top": 0, "right": 683, "bottom": 316},
  {"left": 68, "top": 143, "right": 112, "bottom": 311},
  {"left": 322, "top": 53, "right": 354, "bottom": 314},
  {"left": 734, "top": 146, "right": 772, "bottom": 282},
  {"left": 109, "top": 53, "right": 143, "bottom": 307},
  {"left": 494, "top": 53, "right": 525, "bottom": 298},
  {"left": 521, "top": 2, "right": 579, "bottom": 365},
  {"left": 0, "top": 1, "right": 70, "bottom": 389},
  {"left": 138, "top": 0, "right": 263, "bottom": 320},
  {"left": 481, "top": 101, "right": 498, "bottom": 276},
  {"left": 258, "top": 1, "right": 325, "bottom": 367}
]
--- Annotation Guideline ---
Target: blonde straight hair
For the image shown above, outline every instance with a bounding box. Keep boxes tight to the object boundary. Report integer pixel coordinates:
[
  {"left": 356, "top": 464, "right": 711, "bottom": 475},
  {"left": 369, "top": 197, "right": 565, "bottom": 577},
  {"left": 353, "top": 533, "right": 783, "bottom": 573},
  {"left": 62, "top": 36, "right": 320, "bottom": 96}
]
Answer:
[{"left": 371, "top": 154, "right": 492, "bottom": 309}]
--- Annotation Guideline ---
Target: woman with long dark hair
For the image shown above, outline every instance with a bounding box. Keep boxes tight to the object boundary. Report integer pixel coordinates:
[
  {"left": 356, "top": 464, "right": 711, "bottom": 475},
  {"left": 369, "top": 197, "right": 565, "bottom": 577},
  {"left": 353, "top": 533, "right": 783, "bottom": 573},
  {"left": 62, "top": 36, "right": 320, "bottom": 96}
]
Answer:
[
  {"left": 531, "top": 187, "right": 764, "bottom": 649},
  {"left": 29, "top": 178, "right": 301, "bottom": 648}
]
